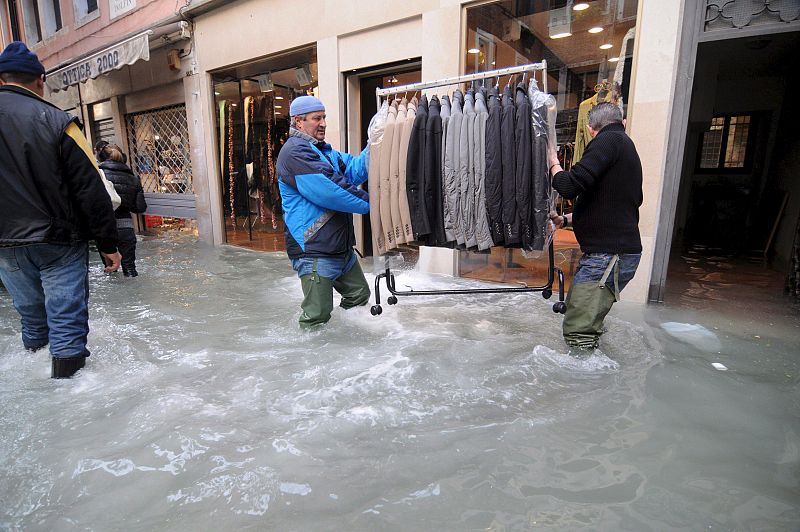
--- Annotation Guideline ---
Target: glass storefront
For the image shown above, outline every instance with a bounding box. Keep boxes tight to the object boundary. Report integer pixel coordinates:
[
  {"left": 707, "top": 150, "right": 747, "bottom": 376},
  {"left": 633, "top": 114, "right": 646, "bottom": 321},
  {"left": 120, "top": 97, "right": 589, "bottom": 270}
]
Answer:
[
  {"left": 460, "top": 0, "right": 638, "bottom": 287},
  {"left": 212, "top": 46, "right": 318, "bottom": 251}
]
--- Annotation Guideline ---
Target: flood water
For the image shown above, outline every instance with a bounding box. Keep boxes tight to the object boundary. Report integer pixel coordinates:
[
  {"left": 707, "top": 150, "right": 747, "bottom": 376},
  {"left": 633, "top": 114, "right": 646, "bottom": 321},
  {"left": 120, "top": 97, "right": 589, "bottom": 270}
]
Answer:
[{"left": 1, "top": 234, "right": 798, "bottom": 531}]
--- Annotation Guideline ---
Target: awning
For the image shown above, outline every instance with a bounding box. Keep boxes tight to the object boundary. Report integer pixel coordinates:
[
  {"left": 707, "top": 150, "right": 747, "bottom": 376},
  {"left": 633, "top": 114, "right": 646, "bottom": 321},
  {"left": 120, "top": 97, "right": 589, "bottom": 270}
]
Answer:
[{"left": 46, "top": 30, "right": 153, "bottom": 93}]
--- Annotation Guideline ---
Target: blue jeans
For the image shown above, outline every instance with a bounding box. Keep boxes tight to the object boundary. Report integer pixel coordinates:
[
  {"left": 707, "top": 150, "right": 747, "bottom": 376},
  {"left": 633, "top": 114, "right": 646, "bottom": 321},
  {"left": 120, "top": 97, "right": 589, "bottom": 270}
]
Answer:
[
  {"left": 572, "top": 252, "right": 641, "bottom": 293},
  {"left": 0, "top": 242, "right": 91, "bottom": 359},
  {"left": 291, "top": 250, "right": 359, "bottom": 280}
]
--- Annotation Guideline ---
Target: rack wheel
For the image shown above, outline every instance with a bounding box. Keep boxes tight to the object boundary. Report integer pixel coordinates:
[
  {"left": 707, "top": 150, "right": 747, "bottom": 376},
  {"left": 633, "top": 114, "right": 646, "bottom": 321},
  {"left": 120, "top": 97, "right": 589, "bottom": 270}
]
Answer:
[
  {"left": 553, "top": 302, "right": 567, "bottom": 314},
  {"left": 387, "top": 296, "right": 398, "bottom": 305},
  {"left": 542, "top": 289, "right": 553, "bottom": 300},
  {"left": 370, "top": 305, "right": 383, "bottom": 316}
]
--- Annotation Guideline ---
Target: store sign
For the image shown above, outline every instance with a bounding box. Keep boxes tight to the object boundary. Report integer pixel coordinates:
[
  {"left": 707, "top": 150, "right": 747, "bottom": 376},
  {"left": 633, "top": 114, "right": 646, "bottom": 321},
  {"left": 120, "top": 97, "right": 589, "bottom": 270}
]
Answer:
[
  {"left": 109, "top": 0, "right": 136, "bottom": 19},
  {"left": 46, "top": 32, "right": 150, "bottom": 92}
]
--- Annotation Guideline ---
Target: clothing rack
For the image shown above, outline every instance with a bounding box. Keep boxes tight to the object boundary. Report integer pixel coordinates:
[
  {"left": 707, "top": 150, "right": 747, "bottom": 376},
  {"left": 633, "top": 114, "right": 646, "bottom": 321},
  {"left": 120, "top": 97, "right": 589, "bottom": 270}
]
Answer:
[
  {"left": 376, "top": 61, "right": 548, "bottom": 108},
  {"left": 369, "top": 61, "right": 567, "bottom": 316}
]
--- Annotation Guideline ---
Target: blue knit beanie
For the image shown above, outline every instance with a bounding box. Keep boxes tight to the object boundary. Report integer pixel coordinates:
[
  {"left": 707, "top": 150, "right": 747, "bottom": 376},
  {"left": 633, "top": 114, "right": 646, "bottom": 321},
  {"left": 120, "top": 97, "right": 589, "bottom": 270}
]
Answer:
[
  {"left": 0, "top": 42, "right": 45, "bottom": 78},
  {"left": 289, "top": 95, "right": 325, "bottom": 117}
]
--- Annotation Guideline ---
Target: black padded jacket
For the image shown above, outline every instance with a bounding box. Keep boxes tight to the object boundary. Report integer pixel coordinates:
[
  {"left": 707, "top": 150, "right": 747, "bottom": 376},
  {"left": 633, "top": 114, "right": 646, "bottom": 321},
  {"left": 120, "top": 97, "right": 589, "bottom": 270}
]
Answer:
[{"left": 99, "top": 160, "right": 147, "bottom": 219}]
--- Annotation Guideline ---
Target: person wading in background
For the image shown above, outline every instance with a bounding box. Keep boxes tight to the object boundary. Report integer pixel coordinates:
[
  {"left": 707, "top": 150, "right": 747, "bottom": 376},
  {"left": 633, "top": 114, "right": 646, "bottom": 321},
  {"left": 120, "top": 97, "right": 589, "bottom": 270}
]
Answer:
[
  {"left": 97, "top": 143, "right": 147, "bottom": 277},
  {"left": 0, "top": 42, "right": 121, "bottom": 378},
  {"left": 276, "top": 96, "right": 372, "bottom": 328},
  {"left": 547, "top": 102, "right": 643, "bottom": 354}
]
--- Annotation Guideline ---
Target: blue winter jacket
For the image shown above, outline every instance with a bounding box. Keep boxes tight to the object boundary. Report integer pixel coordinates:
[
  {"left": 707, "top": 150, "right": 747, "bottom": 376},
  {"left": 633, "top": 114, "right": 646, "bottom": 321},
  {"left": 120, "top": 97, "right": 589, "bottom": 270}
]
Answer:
[{"left": 277, "top": 133, "right": 370, "bottom": 259}]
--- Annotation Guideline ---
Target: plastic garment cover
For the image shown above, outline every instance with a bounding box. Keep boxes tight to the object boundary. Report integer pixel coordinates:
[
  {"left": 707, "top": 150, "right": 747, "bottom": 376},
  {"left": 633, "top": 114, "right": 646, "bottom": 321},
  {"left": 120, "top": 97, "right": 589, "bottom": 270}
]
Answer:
[
  {"left": 368, "top": 100, "right": 389, "bottom": 255},
  {"left": 526, "top": 78, "right": 558, "bottom": 254}
]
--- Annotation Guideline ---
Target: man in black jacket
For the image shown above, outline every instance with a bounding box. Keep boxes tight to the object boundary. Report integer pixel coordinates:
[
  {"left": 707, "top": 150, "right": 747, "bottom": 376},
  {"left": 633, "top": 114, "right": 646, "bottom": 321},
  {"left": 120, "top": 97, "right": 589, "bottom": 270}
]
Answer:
[
  {"left": 0, "top": 42, "right": 121, "bottom": 378},
  {"left": 547, "top": 102, "right": 643, "bottom": 353}
]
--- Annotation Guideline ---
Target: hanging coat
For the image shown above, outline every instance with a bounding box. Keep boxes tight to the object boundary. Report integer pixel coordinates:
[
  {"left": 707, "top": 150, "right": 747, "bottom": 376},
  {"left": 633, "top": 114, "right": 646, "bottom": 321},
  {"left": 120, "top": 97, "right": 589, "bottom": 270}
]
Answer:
[
  {"left": 440, "top": 95, "right": 451, "bottom": 244},
  {"left": 368, "top": 100, "right": 389, "bottom": 255},
  {"left": 425, "top": 95, "right": 447, "bottom": 246},
  {"left": 397, "top": 97, "right": 417, "bottom": 242},
  {"left": 459, "top": 90, "right": 477, "bottom": 249},
  {"left": 406, "top": 95, "right": 429, "bottom": 241},
  {"left": 500, "top": 85, "right": 519, "bottom": 246},
  {"left": 485, "top": 87, "right": 504, "bottom": 245},
  {"left": 473, "top": 90, "right": 493, "bottom": 251},
  {"left": 514, "top": 82, "right": 534, "bottom": 250},
  {"left": 443, "top": 90, "right": 463, "bottom": 245},
  {"left": 389, "top": 98, "right": 407, "bottom": 245},
  {"left": 528, "top": 80, "right": 555, "bottom": 251},
  {"left": 379, "top": 101, "right": 398, "bottom": 250}
]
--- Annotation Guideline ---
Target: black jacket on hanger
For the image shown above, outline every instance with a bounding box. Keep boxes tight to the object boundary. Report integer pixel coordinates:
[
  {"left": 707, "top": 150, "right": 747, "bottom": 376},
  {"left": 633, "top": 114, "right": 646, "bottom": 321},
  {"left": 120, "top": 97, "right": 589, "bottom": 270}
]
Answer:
[
  {"left": 530, "top": 99, "right": 550, "bottom": 251},
  {"left": 485, "top": 86, "right": 504, "bottom": 245},
  {"left": 500, "top": 85, "right": 519, "bottom": 246},
  {"left": 514, "top": 82, "right": 534, "bottom": 250},
  {"left": 424, "top": 95, "right": 447, "bottom": 246},
  {"left": 406, "top": 95, "right": 429, "bottom": 241}
]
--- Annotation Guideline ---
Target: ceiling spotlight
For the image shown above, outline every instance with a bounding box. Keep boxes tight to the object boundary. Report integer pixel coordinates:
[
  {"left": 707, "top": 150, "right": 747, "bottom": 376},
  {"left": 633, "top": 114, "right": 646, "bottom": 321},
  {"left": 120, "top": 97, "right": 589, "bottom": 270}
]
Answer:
[
  {"left": 275, "top": 96, "right": 284, "bottom": 100},
  {"left": 599, "top": 43, "right": 613, "bottom": 49},
  {"left": 573, "top": 2, "right": 590, "bottom": 10},
  {"left": 588, "top": 27, "right": 603, "bottom": 33},
  {"left": 274, "top": 105, "right": 282, "bottom": 109},
  {"left": 468, "top": 48, "right": 480, "bottom": 54},
  {"left": 608, "top": 57, "right": 619, "bottom": 62},
  {"left": 550, "top": 32, "right": 572, "bottom": 39}
]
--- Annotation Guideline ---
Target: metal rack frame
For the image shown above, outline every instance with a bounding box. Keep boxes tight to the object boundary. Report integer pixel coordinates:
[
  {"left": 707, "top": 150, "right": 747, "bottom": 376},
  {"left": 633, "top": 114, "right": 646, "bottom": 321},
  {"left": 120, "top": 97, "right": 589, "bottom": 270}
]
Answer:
[{"left": 369, "top": 61, "right": 567, "bottom": 316}]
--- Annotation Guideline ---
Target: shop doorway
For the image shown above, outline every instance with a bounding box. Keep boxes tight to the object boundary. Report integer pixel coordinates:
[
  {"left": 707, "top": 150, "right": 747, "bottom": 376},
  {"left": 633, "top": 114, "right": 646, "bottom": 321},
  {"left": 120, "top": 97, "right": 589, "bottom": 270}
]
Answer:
[
  {"left": 664, "top": 31, "right": 800, "bottom": 309},
  {"left": 212, "top": 46, "right": 318, "bottom": 252},
  {"left": 345, "top": 60, "right": 421, "bottom": 257}
]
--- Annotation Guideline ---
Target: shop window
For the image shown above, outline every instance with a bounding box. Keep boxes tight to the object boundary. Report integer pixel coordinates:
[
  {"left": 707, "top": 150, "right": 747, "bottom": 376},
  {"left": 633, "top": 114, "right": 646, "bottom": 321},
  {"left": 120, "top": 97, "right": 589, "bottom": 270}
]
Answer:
[
  {"left": 20, "top": 0, "right": 41, "bottom": 42},
  {"left": 212, "top": 46, "right": 318, "bottom": 251},
  {"left": 461, "top": 0, "right": 639, "bottom": 286},
  {"left": 698, "top": 114, "right": 754, "bottom": 171},
  {"left": 6, "top": 0, "right": 22, "bottom": 41},
  {"left": 125, "top": 104, "right": 193, "bottom": 195}
]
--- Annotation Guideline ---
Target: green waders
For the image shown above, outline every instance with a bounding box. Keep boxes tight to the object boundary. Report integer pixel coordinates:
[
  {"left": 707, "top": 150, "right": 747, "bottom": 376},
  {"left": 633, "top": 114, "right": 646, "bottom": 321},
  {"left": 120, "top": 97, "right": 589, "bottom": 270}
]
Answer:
[
  {"left": 298, "top": 258, "right": 370, "bottom": 328},
  {"left": 562, "top": 254, "right": 621, "bottom": 351}
]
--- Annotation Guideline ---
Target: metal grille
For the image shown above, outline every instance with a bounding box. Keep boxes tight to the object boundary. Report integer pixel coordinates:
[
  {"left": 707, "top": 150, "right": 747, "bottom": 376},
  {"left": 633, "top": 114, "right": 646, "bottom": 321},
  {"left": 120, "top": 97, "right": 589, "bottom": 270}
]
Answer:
[
  {"left": 699, "top": 117, "right": 724, "bottom": 168},
  {"left": 125, "top": 104, "right": 193, "bottom": 194}
]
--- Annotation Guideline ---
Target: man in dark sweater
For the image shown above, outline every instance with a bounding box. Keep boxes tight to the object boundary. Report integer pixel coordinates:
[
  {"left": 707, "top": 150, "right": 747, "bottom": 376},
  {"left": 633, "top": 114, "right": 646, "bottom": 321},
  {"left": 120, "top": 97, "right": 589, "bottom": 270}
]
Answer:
[{"left": 547, "top": 102, "right": 643, "bottom": 353}]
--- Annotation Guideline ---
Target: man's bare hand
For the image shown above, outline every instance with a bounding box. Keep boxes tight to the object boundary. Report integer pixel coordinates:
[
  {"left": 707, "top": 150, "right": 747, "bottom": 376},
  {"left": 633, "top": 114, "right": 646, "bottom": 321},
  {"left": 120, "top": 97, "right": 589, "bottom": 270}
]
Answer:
[
  {"left": 548, "top": 211, "right": 564, "bottom": 229},
  {"left": 101, "top": 251, "right": 122, "bottom": 273}
]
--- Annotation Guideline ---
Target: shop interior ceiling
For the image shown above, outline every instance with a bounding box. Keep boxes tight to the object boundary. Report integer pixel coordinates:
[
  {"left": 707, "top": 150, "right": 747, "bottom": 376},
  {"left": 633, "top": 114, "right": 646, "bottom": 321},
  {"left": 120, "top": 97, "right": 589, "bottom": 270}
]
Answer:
[{"left": 487, "top": 4, "right": 635, "bottom": 71}]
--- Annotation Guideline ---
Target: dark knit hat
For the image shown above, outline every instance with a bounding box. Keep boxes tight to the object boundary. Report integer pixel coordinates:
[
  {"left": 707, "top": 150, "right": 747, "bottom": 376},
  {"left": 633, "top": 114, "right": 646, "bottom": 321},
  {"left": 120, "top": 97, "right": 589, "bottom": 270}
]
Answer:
[{"left": 0, "top": 41, "right": 46, "bottom": 78}]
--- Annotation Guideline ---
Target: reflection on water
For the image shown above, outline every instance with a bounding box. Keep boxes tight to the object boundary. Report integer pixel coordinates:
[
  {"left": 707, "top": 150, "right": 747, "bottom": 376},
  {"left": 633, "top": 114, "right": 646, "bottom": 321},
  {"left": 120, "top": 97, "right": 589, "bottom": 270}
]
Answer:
[{"left": 0, "top": 234, "right": 798, "bottom": 531}]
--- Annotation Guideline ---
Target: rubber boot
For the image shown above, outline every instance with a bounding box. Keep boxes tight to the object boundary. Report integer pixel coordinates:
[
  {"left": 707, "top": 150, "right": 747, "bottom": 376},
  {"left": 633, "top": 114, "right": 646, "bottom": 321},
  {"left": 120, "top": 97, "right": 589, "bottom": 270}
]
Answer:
[
  {"left": 562, "top": 281, "right": 616, "bottom": 352},
  {"left": 299, "top": 273, "right": 335, "bottom": 328},
  {"left": 333, "top": 260, "right": 370, "bottom": 309},
  {"left": 52, "top": 356, "right": 86, "bottom": 379}
]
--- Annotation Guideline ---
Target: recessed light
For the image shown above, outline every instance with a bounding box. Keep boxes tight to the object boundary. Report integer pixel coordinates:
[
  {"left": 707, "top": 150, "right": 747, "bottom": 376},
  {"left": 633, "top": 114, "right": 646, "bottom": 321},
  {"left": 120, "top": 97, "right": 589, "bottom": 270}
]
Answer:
[
  {"left": 214, "top": 91, "right": 220, "bottom": 95},
  {"left": 468, "top": 48, "right": 480, "bottom": 54},
  {"left": 275, "top": 96, "right": 284, "bottom": 100},
  {"left": 599, "top": 43, "right": 613, "bottom": 49},
  {"left": 573, "top": 2, "right": 590, "bottom": 10},
  {"left": 274, "top": 105, "right": 282, "bottom": 109},
  {"left": 551, "top": 32, "right": 572, "bottom": 39},
  {"left": 588, "top": 27, "right": 603, "bottom": 33},
  {"left": 608, "top": 57, "right": 619, "bottom": 62}
]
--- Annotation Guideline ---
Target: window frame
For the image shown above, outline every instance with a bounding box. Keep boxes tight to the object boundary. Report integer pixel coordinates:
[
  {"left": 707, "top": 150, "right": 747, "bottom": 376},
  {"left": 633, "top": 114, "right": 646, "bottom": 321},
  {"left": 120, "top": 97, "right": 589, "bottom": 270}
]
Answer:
[
  {"left": 695, "top": 113, "right": 759, "bottom": 174},
  {"left": 73, "top": 0, "right": 99, "bottom": 28}
]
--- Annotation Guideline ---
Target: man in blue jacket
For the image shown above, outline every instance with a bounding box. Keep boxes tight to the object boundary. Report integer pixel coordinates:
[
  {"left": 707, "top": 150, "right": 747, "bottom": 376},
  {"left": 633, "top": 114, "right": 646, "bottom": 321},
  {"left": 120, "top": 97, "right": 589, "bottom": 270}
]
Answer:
[
  {"left": 276, "top": 96, "right": 371, "bottom": 328},
  {"left": 0, "top": 42, "right": 121, "bottom": 378}
]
